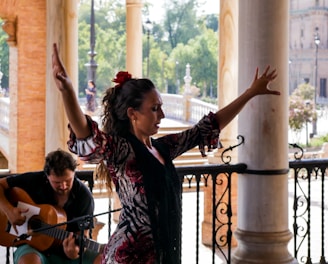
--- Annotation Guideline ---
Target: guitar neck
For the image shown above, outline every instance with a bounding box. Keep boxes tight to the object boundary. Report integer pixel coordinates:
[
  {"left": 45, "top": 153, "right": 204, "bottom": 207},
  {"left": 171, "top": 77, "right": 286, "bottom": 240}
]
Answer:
[{"left": 32, "top": 221, "right": 102, "bottom": 253}]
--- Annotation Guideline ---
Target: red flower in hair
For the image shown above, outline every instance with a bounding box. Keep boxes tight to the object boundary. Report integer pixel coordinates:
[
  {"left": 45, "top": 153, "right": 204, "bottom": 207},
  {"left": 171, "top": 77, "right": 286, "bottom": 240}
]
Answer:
[{"left": 112, "top": 71, "right": 132, "bottom": 87}]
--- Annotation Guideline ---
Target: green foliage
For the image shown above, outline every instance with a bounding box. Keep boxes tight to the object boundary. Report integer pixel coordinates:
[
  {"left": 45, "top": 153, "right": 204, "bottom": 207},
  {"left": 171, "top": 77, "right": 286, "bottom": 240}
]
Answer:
[
  {"left": 289, "top": 83, "right": 317, "bottom": 132},
  {"left": 166, "top": 28, "right": 218, "bottom": 97},
  {"left": 0, "top": 19, "right": 9, "bottom": 89},
  {"left": 0, "top": 1, "right": 219, "bottom": 102},
  {"left": 163, "top": 0, "right": 201, "bottom": 49},
  {"left": 292, "top": 83, "right": 315, "bottom": 101},
  {"left": 309, "top": 134, "right": 328, "bottom": 147},
  {"left": 78, "top": 0, "right": 126, "bottom": 97},
  {"left": 204, "top": 14, "right": 219, "bottom": 32}
]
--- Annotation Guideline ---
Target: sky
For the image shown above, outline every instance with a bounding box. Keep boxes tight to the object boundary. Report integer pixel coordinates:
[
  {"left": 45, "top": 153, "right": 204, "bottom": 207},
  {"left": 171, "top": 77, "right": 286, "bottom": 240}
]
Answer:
[{"left": 147, "top": 0, "right": 220, "bottom": 23}]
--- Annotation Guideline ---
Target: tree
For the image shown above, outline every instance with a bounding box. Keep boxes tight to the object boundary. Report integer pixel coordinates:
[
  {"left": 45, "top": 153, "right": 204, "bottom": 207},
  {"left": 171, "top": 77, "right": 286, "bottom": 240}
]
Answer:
[
  {"left": 163, "top": 0, "right": 201, "bottom": 49},
  {"left": 289, "top": 83, "right": 317, "bottom": 132},
  {"left": 77, "top": 0, "right": 218, "bottom": 100},
  {"left": 78, "top": 0, "right": 126, "bottom": 96},
  {"left": 167, "top": 28, "right": 218, "bottom": 97},
  {"left": 0, "top": 19, "right": 9, "bottom": 90}
]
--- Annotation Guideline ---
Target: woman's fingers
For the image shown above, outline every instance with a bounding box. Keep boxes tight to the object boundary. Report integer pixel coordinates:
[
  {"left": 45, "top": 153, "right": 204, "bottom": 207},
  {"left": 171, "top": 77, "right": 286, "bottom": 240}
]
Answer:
[{"left": 253, "top": 67, "right": 259, "bottom": 82}]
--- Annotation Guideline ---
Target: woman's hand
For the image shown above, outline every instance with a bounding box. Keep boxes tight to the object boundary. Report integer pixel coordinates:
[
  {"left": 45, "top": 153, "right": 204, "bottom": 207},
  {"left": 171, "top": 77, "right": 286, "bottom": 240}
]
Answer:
[
  {"left": 52, "top": 43, "right": 73, "bottom": 92},
  {"left": 248, "top": 66, "right": 280, "bottom": 96},
  {"left": 51, "top": 43, "right": 91, "bottom": 138},
  {"left": 215, "top": 65, "right": 280, "bottom": 130}
]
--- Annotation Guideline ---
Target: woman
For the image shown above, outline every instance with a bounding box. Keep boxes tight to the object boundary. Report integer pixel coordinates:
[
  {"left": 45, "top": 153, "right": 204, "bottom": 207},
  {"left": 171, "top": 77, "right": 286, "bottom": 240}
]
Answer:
[
  {"left": 85, "top": 80, "right": 97, "bottom": 114},
  {"left": 52, "top": 43, "right": 280, "bottom": 264}
]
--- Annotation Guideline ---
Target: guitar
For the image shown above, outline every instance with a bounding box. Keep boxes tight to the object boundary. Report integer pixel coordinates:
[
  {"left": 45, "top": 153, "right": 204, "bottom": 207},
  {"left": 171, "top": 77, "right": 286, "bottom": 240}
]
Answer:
[{"left": 0, "top": 187, "right": 103, "bottom": 253}]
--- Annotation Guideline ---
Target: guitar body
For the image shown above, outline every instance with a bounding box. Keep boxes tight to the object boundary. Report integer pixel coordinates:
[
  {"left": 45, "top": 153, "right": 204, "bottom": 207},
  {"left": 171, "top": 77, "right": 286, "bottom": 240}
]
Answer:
[{"left": 0, "top": 187, "right": 67, "bottom": 251}]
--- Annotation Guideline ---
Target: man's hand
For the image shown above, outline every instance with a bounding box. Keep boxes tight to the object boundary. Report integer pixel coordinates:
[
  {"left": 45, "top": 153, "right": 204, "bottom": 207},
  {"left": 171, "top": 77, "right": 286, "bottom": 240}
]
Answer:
[
  {"left": 7, "top": 207, "right": 28, "bottom": 234},
  {"left": 63, "top": 232, "right": 80, "bottom": 260}
]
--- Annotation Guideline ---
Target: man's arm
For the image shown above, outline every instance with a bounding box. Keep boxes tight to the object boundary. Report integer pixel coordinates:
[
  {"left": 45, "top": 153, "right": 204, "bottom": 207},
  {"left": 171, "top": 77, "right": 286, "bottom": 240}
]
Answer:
[{"left": 0, "top": 177, "right": 27, "bottom": 232}]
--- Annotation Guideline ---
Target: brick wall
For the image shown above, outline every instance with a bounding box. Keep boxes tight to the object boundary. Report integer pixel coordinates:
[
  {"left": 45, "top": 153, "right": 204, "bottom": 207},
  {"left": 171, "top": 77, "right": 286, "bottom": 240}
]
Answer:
[{"left": 7, "top": 0, "right": 47, "bottom": 172}]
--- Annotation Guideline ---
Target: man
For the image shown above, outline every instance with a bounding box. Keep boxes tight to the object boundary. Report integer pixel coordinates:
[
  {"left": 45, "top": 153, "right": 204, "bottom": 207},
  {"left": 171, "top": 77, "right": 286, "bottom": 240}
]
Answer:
[{"left": 0, "top": 149, "right": 102, "bottom": 264}]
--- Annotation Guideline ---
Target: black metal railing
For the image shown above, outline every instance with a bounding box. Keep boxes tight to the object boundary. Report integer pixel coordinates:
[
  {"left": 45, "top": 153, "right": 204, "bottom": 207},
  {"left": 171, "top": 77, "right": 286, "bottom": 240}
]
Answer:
[
  {"left": 289, "top": 158, "right": 327, "bottom": 264},
  {"left": 1, "top": 141, "right": 328, "bottom": 263},
  {"left": 177, "top": 163, "right": 247, "bottom": 264}
]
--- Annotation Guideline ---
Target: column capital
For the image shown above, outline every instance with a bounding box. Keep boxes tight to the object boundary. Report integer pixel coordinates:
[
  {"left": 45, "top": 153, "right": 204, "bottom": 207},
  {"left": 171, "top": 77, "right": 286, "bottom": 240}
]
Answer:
[{"left": 126, "top": 0, "right": 143, "bottom": 8}]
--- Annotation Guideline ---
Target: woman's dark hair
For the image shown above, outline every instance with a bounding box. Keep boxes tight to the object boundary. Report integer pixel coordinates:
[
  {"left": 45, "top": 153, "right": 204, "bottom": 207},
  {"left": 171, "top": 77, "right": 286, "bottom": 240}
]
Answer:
[
  {"left": 88, "top": 80, "right": 96, "bottom": 87},
  {"left": 43, "top": 149, "right": 77, "bottom": 176},
  {"left": 101, "top": 78, "right": 155, "bottom": 136}
]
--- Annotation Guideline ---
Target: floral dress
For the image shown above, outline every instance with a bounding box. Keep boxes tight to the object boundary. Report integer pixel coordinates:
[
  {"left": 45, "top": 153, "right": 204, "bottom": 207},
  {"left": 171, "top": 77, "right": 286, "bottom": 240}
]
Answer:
[{"left": 68, "top": 112, "right": 220, "bottom": 264}]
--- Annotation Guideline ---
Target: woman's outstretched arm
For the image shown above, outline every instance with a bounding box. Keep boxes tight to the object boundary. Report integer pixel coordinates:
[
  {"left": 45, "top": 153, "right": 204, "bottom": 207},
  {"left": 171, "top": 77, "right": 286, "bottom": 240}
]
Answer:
[
  {"left": 52, "top": 43, "right": 91, "bottom": 139},
  {"left": 215, "top": 66, "right": 280, "bottom": 130}
]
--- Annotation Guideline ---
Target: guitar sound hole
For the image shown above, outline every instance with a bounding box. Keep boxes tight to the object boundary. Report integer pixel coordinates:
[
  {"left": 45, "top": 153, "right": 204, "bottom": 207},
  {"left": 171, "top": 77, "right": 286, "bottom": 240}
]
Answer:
[{"left": 29, "top": 217, "right": 42, "bottom": 231}]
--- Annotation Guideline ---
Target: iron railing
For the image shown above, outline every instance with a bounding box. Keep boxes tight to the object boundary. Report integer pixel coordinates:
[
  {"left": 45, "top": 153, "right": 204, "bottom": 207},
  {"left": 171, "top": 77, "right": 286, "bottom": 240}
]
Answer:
[
  {"left": 289, "top": 159, "right": 327, "bottom": 264},
  {"left": 177, "top": 163, "right": 246, "bottom": 263},
  {"left": 1, "top": 143, "right": 327, "bottom": 263}
]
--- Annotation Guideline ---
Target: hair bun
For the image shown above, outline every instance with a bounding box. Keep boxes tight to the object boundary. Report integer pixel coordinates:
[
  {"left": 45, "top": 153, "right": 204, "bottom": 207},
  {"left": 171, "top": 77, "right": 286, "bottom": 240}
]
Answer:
[{"left": 112, "top": 71, "right": 132, "bottom": 87}]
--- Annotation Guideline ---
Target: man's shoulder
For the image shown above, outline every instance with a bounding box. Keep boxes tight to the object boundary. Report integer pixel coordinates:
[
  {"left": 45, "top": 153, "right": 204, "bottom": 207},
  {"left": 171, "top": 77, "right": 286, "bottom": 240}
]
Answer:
[
  {"left": 7, "top": 171, "right": 45, "bottom": 183},
  {"left": 73, "top": 177, "right": 93, "bottom": 195}
]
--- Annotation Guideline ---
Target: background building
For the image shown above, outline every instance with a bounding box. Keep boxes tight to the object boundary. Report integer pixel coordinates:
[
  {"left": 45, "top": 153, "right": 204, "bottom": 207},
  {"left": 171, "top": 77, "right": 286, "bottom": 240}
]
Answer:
[{"left": 289, "top": 0, "right": 328, "bottom": 105}]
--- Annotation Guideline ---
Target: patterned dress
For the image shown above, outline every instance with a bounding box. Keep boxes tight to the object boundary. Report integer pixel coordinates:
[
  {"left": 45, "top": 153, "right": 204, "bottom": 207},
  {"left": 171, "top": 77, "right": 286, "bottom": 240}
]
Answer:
[{"left": 68, "top": 112, "right": 220, "bottom": 264}]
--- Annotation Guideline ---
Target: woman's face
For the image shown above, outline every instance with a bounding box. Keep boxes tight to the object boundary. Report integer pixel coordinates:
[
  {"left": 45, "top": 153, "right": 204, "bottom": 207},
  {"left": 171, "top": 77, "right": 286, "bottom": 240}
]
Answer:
[{"left": 131, "top": 89, "right": 165, "bottom": 138}]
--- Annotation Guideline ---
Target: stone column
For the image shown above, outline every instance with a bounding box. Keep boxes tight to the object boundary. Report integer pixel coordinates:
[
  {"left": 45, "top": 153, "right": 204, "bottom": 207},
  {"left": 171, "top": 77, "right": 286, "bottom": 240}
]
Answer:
[
  {"left": 8, "top": 45, "right": 17, "bottom": 172},
  {"left": 46, "top": 0, "right": 79, "bottom": 153},
  {"left": 126, "top": 0, "right": 143, "bottom": 78},
  {"left": 4, "top": 0, "right": 47, "bottom": 172},
  {"left": 203, "top": 0, "right": 239, "bottom": 246},
  {"left": 232, "top": 1, "right": 296, "bottom": 263}
]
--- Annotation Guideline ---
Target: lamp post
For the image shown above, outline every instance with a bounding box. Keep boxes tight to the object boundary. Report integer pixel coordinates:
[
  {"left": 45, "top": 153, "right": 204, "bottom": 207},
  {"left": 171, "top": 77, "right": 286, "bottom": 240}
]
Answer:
[
  {"left": 313, "top": 27, "right": 320, "bottom": 135},
  {"left": 85, "top": 0, "right": 98, "bottom": 83},
  {"left": 145, "top": 18, "right": 153, "bottom": 78},
  {"left": 305, "top": 100, "right": 311, "bottom": 146}
]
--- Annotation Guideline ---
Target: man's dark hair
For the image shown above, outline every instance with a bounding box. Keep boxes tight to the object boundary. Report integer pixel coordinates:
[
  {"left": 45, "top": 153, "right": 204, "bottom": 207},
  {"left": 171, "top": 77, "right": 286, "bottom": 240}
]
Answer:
[{"left": 43, "top": 149, "right": 77, "bottom": 176}]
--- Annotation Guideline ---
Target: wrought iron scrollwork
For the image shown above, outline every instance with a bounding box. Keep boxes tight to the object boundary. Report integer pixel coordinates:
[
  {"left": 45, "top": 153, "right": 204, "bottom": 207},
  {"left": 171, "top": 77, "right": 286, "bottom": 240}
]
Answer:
[
  {"left": 289, "top": 143, "right": 304, "bottom": 160},
  {"left": 221, "top": 135, "right": 245, "bottom": 164}
]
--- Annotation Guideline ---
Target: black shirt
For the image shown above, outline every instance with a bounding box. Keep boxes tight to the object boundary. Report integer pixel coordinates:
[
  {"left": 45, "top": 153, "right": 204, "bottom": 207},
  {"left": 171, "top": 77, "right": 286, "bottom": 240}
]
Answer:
[{"left": 6, "top": 171, "right": 94, "bottom": 233}]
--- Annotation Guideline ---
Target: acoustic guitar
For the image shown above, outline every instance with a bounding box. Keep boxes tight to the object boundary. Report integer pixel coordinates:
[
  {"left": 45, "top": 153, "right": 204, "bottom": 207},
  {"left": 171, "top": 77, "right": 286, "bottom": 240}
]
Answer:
[{"left": 0, "top": 187, "right": 102, "bottom": 253}]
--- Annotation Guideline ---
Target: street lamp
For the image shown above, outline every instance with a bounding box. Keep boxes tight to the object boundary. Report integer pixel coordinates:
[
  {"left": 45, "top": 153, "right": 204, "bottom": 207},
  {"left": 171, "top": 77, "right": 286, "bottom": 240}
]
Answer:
[
  {"left": 145, "top": 18, "right": 153, "bottom": 78},
  {"left": 313, "top": 27, "right": 320, "bottom": 135},
  {"left": 85, "top": 0, "right": 98, "bottom": 83},
  {"left": 305, "top": 100, "right": 311, "bottom": 146}
]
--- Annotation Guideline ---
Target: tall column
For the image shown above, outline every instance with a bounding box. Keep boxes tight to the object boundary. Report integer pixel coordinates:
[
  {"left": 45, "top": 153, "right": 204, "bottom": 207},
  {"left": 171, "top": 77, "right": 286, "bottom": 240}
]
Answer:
[
  {"left": 8, "top": 45, "right": 17, "bottom": 172},
  {"left": 126, "top": 0, "right": 143, "bottom": 78},
  {"left": 6, "top": 0, "right": 47, "bottom": 172},
  {"left": 232, "top": 1, "right": 296, "bottom": 263},
  {"left": 46, "top": 0, "right": 79, "bottom": 154},
  {"left": 203, "top": 0, "right": 239, "bottom": 246}
]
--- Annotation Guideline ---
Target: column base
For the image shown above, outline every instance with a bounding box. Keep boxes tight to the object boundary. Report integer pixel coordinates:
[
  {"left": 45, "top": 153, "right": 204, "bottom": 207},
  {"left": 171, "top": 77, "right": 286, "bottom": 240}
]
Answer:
[{"left": 232, "top": 229, "right": 297, "bottom": 264}]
